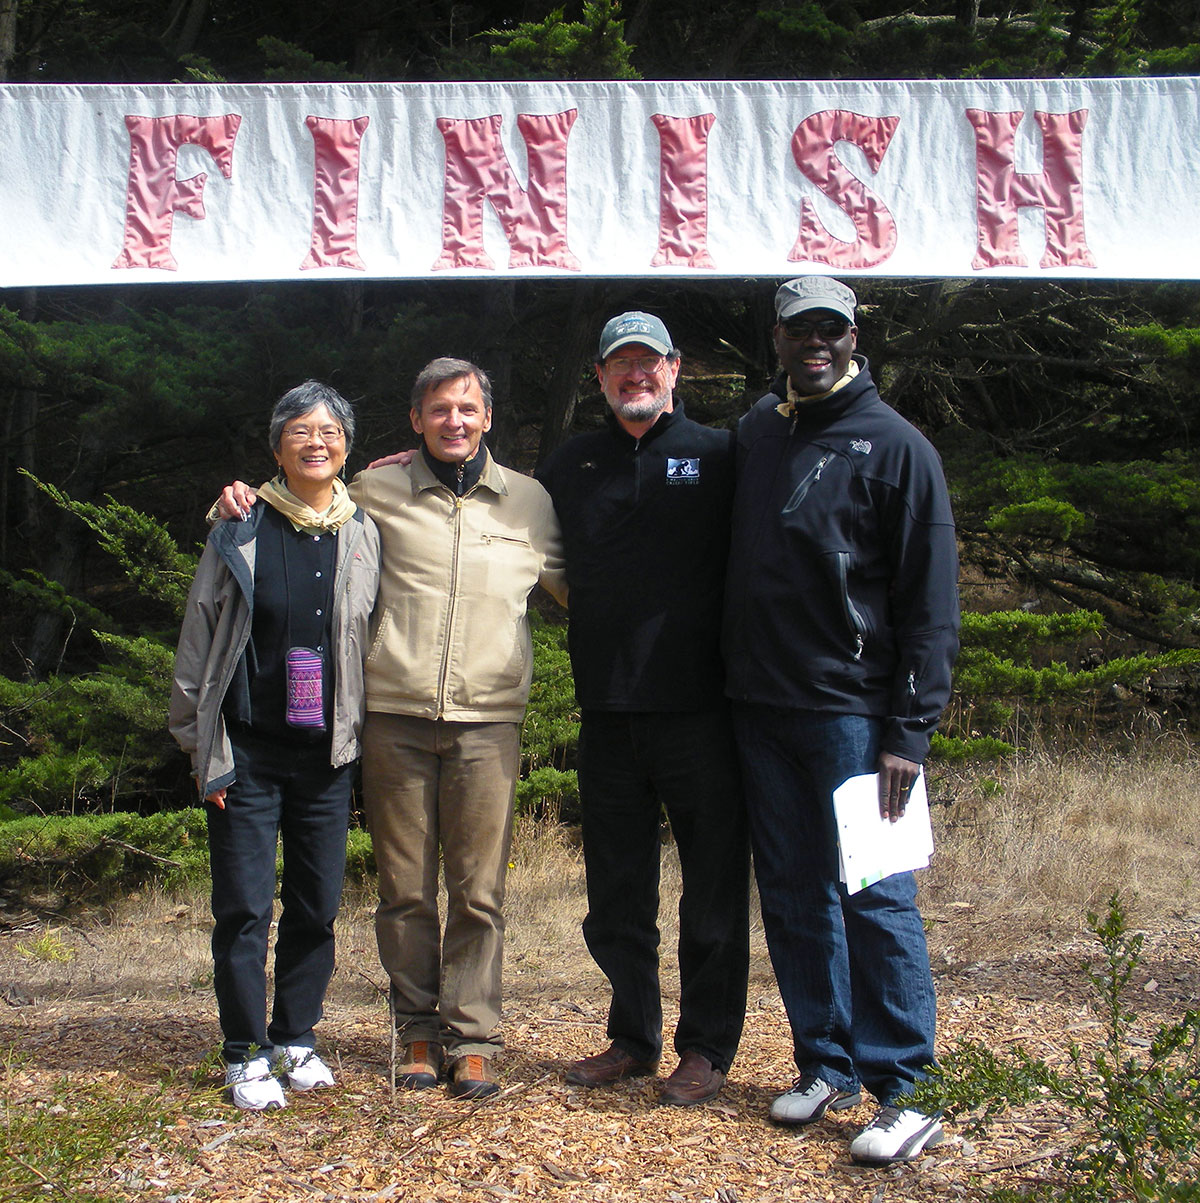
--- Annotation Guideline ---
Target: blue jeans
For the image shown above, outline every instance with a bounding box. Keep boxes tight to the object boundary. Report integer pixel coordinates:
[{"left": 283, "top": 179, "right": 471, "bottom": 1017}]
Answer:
[
  {"left": 732, "top": 705, "right": 936, "bottom": 1104},
  {"left": 206, "top": 729, "right": 353, "bottom": 1063},
  {"left": 578, "top": 708, "right": 750, "bottom": 1072}
]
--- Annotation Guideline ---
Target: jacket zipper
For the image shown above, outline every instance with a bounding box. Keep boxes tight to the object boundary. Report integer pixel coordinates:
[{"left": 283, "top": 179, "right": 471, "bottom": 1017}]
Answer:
[
  {"left": 834, "top": 550, "right": 866, "bottom": 661},
  {"left": 782, "top": 453, "right": 829, "bottom": 514},
  {"left": 436, "top": 497, "right": 464, "bottom": 717}
]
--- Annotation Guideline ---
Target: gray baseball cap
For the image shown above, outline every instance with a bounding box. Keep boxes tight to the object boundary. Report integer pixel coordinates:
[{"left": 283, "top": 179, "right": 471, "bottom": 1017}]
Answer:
[
  {"left": 598, "top": 311, "right": 674, "bottom": 359},
  {"left": 775, "top": 277, "right": 857, "bottom": 324}
]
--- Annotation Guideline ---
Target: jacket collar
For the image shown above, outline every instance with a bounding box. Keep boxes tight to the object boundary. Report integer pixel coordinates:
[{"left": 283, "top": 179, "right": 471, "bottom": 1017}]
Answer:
[
  {"left": 769, "top": 355, "right": 875, "bottom": 422},
  {"left": 604, "top": 400, "right": 686, "bottom": 448},
  {"left": 409, "top": 445, "right": 509, "bottom": 499}
]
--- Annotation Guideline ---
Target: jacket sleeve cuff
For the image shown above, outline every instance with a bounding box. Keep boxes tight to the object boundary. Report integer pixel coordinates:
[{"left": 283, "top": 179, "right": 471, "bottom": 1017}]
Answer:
[{"left": 882, "top": 717, "right": 936, "bottom": 765}]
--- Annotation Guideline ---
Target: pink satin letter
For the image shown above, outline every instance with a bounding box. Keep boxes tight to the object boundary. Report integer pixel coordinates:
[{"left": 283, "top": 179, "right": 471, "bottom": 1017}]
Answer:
[
  {"left": 789, "top": 110, "right": 900, "bottom": 269},
  {"left": 433, "top": 110, "right": 581, "bottom": 271},
  {"left": 651, "top": 113, "right": 716, "bottom": 269},
  {"left": 112, "top": 114, "right": 241, "bottom": 271},
  {"left": 301, "top": 115, "right": 370, "bottom": 271},
  {"left": 967, "top": 108, "right": 1096, "bottom": 270}
]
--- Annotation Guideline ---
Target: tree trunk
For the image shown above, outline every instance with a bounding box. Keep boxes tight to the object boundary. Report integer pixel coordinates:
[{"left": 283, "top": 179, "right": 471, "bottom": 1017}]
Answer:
[
  {"left": 0, "top": 0, "right": 17, "bottom": 81},
  {"left": 480, "top": 283, "right": 518, "bottom": 464},
  {"left": 536, "top": 284, "right": 607, "bottom": 464},
  {"left": 163, "top": 0, "right": 209, "bottom": 59}
]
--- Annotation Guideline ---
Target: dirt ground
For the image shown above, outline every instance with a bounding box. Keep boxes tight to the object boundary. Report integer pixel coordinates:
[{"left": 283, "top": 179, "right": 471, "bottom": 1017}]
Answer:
[{"left": 3, "top": 841, "right": 1200, "bottom": 1202}]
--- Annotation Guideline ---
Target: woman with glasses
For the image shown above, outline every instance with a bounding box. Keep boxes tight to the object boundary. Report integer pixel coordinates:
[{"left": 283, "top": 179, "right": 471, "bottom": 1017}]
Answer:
[{"left": 170, "top": 381, "right": 379, "bottom": 1110}]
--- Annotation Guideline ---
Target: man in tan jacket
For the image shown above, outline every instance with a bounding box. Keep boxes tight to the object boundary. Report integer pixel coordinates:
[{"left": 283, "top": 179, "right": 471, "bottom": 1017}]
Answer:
[{"left": 218, "top": 358, "right": 566, "bottom": 1099}]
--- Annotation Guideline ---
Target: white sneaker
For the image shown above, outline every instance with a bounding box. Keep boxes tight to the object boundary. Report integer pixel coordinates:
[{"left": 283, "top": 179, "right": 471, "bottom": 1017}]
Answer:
[
  {"left": 225, "top": 1056, "right": 286, "bottom": 1111},
  {"left": 274, "top": 1045, "right": 335, "bottom": 1091},
  {"left": 849, "top": 1106, "right": 943, "bottom": 1164},
  {"left": 769, "top": 1073, "right": 863, "bottom": 1125}
]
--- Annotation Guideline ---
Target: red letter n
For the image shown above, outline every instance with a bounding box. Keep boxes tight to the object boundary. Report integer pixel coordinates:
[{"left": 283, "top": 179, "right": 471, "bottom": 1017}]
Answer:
[
  {"left": 433, "top": 111, "right": 580, "bottom": 271},
  {"left": 112, "top": 114, "right": 241, "bottom": 271},
  {"left": 651, "top": 113, "right": 716, "bottom": 269},
  {"left": 301, "top": 115, "right": 370, "bottom": 271},
  {"left": 967, "top": 108, "right": 1096, "bottom": 270},
  {"left": 790, "top": 110, "right": 900, "bottom": 270}
]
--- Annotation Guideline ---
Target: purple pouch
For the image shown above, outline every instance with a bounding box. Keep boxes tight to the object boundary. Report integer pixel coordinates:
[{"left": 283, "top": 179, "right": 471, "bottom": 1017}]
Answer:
[{"left": 285, "top": 647, "right": 326, "bottom": 730}]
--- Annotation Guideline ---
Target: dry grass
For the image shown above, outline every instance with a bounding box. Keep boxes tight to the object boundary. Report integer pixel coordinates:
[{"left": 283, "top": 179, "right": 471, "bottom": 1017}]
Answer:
[
  {"left": 925, "top": 740, "right": 1200, "bottom": 955},
  {"left": 5, "top": 744, "right": 1198, "bottom": 1006}
]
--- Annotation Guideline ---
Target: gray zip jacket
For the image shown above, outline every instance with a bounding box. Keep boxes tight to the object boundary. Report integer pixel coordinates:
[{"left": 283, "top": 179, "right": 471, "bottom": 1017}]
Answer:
[{"left": 169, "top": 502, "right": 381, "bottom": 797}]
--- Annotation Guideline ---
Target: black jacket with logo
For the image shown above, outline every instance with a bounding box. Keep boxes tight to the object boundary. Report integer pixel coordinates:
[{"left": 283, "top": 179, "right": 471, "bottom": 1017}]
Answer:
[
  {"left": 537, "top": 404, "right": 734, "bottom": 711},
  {"left": 723, "top": 359, "right": 960, "bottom": 763}
]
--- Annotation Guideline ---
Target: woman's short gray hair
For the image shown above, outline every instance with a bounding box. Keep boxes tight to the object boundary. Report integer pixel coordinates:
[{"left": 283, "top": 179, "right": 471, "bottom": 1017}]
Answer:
[
  {"left": 409, "top": 358, "right": 493, "bottom": 411},
  {"left": 268, "top": 381, "right": 356, "bottom": 454}
]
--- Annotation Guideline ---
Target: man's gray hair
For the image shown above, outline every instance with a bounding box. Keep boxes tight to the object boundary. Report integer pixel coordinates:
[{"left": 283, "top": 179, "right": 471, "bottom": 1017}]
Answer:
[
  {"left": 410, "top": 358, "right": 493, "bottom": 411},
  {"left": 269, "top": 380, "right": 356, "bottom": 454}
]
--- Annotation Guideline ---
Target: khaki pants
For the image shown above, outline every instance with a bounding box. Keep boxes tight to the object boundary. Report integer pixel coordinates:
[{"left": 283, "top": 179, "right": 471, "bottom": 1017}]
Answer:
[{"left": 362, "top": 712, "right": 520, "bottom": 1058}]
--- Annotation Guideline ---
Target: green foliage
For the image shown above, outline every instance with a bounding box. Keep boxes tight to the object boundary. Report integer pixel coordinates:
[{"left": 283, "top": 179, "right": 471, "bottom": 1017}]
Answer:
[
  {"left": 929, "top": 733, "right": 1016, "bottom": 761},
  {"left": 518, "top": 615, "right": 579, "bottom": 821},
  {"left": 0, "top": 584, "right": 185, "bottom": 813},
  {"left": 987, "top": 498, "right": 1088, "bottom": 541},
  {"left": 908, "top": 894, "right": 1200, "bottom": 1201},
  {"left": 23, "top": 473, "right": 197, "bottom": 617},
  {"left": 515, "top": 766, "right": 580, "bottom": 822},
  {"left": 257, "top": 36, "right": 362, "bottom": 82},
  {"left": 344, "top": 825, "right": 376, "bottom": 880},
  {"left": 0, "top": 809, "right": 383, "bottom": 896},
  {"left": 940, "top": 609, "right": 1200, "bottom": 755},
  {"left": 0, "top": 810, "right": 211, "bottom": 896},
  {"left": 480, "top": 0, "right": 640, "bottom": 80}
]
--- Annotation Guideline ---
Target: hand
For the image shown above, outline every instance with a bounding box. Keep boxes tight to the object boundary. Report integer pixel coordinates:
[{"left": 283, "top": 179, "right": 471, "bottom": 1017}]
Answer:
[
  {"left": 216, "top": 481, "right": 256, "bottom": 520},
  {"left": 205, "top": 787, "right": 227, "bottom": 810},
  {"left": 366, "top": 449, "right": 415, "bottom": 470},
  {"left": 877, "top": 751, "right": 919, "bottom": 823}
]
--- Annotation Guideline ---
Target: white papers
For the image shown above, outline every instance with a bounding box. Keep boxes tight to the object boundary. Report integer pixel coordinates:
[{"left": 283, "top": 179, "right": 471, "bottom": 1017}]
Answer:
[{"left": 832, "top": 772, "right": 934, "bottom": 896}]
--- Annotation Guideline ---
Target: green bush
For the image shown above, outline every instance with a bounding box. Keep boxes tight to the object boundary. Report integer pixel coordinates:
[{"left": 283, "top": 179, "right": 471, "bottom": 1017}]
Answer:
[{"left": 908, "top": 894, "right": 1200, "bottom": 1202}]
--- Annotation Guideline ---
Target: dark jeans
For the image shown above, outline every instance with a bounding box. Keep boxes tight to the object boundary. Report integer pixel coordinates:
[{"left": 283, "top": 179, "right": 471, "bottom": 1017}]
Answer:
[
  {"left": 206, "top": 729, "right": 353, "bottom": 1063},
  {"left": 733, "top": 704, "right": 937, "bottom": 1104},
  {"left": 578, "top": 707, "right": 750, "bottom": 1073}
]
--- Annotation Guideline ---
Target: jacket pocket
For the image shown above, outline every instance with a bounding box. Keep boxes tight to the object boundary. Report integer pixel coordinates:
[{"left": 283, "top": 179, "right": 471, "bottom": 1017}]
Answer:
[
  {"left": 832, "top": 550, "right": 866, "bottom": 662},
  {"left": 781, "top": 453, "right": 830, "bottom": 514}
]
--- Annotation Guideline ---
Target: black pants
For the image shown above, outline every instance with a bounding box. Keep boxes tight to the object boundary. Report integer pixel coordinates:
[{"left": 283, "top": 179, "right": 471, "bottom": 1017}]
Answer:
[
  {"left": 206, "top": 729, "right": 353, "bottom": 1062},
  {"left": 578, "top": 707, "right": 750, "bottom": 1073}
]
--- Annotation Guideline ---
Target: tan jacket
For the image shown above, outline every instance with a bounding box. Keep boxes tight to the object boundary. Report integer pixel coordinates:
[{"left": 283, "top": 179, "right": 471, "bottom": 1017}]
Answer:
[
  {"left": 169, "top": 505, "right": 381, "bottom": 797},
  {"left": 350, "top": 450, "right": 567, "bottom": 723}
]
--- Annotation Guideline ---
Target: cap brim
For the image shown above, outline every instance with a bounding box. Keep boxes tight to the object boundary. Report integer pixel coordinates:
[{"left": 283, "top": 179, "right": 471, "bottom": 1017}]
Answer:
[
  {"left": 601, "top": 334, "right": 673, "bottom": 357},
  {"left": 777, "top": 298, "right": 855, "bottom": 323}
]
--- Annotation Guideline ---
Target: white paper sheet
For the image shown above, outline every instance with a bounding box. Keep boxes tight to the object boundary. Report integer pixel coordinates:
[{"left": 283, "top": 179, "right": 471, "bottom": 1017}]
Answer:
[{"left": 832, "top": 771, "right": 934, "bottom": 896}]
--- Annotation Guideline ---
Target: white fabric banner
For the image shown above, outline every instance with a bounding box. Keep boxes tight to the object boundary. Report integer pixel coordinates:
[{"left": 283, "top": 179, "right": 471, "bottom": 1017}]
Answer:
[{"left": 1, "top": 77, "right": 1197, "bottom": 287}]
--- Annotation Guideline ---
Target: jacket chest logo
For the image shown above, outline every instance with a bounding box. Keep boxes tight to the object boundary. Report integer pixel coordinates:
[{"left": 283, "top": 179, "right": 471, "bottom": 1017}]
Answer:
[
  {"left": 849, "top": 439, "right": 872, "bottom": 455},
  {"left": 666, "top": 457, "right": 700, "bottom": 483}
]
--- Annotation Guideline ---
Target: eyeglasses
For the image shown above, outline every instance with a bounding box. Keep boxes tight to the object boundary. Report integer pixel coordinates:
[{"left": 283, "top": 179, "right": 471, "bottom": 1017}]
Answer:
[
  {"left": 282, "top": 425, "right": 345, "bottom": 443},
  {"left": 779, "top": 318, "right": 851, "bottom": 341},
  {"left": 605, "top": 355, "right": 668, "bottom": 374}
]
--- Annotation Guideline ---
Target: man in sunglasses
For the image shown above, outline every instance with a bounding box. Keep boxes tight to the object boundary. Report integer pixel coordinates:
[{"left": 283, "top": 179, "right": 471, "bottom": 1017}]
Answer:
[
  {"left": 537, "top": 312, "right": 750, "bottom": 1108},
  {"left": 724, "top": 277, "right": 959, "bottom": 1164}
]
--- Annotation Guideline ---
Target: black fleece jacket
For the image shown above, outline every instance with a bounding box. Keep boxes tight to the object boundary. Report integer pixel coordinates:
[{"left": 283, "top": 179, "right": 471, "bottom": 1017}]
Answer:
[
  {"left": 537, "top": 404, "right": 734, "bottom": 711},
  {"left": 723, "top": 358, "right": 960, "bottom": 763}
]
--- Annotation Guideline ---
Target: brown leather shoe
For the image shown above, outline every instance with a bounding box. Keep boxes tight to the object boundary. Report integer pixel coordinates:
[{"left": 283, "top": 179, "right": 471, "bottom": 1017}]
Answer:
[
  {"left": 448, "top": 1054, "right": 499, "bottom": 1099},
  {"left": 565, "top": 1043, "right": 659, "bottom": 1087},
  {"left": 394, "top": 1040, "right": 443, "bottom": 1090},
  {"left": 658, "top": 1051, "right": 726, "bottom": 1106}
]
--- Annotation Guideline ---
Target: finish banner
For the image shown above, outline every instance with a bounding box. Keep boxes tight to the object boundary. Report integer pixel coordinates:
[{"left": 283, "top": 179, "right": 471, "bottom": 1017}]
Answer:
[{"left": 2, "top": 77, "right": 1197, "bottom": 287}]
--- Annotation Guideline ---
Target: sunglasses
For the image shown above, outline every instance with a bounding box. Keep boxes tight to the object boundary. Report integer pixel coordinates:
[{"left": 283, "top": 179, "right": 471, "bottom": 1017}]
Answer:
[{"left": 779, "top": 318, "right": 851, "bottom": 341}]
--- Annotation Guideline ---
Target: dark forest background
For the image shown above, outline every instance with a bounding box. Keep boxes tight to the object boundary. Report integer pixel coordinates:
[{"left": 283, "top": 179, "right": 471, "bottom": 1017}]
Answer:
[{"left": 3, "top": 0, "right": 1200, "bottom": 822}]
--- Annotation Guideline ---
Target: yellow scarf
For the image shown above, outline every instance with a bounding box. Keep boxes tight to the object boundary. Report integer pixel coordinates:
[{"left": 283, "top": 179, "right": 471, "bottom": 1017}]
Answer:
[
  {"left": 775, "top": 359, "right": 860, "bottom": 419},
  {"left": 258, "top": 476, "right": 358, "bottom": 534}
]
